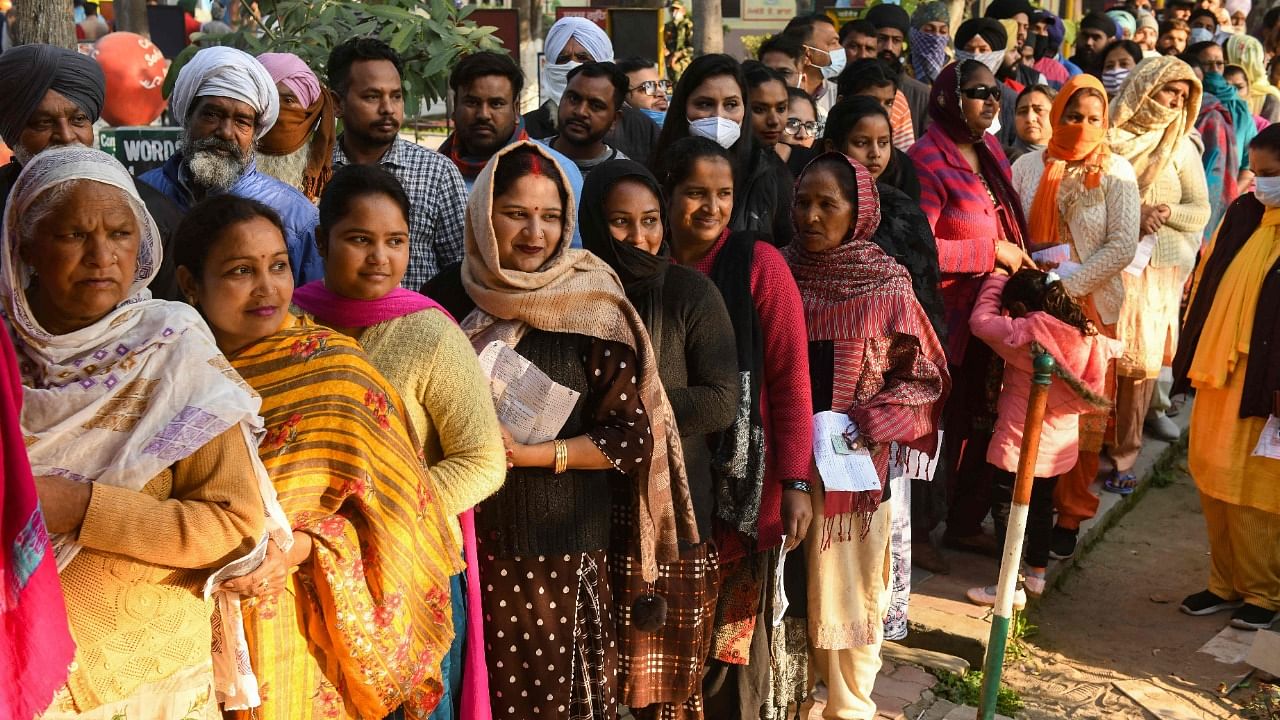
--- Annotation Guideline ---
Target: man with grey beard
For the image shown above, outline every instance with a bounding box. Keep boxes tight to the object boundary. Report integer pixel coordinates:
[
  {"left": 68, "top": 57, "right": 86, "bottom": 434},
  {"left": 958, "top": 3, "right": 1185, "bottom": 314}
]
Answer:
[
  {"left": 0, "top": 44, "right": 186, "bottom": 300},
  {"left": 256, "top": 52, "right": 334, "bottom": 202},
  {"left": 140, "top": 46, "right": 323, "bottom": 284}
]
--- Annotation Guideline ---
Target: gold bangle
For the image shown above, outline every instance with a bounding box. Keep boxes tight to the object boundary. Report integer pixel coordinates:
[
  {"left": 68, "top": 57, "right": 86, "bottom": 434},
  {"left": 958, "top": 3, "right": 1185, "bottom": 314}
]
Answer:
[{"left": 554, "top": 440, "right": 568, "bottom": 475}]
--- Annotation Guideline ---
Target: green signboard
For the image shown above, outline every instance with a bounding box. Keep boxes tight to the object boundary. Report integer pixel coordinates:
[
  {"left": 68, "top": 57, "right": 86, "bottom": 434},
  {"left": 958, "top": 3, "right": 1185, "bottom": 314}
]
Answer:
[{"left": 99, "top": 126, "right": 183, "bottom": 176}]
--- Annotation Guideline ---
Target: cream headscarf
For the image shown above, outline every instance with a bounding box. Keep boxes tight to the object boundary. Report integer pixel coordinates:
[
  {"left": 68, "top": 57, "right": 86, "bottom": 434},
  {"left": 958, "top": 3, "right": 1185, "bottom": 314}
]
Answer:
[
  {"left": 1108, "top": 55, "right": 1201, "bottom": 198},
  {"left": 459, "top": 140, "right": 697, "bottom": 583},
  {"left": 1224, "top": 34, "right": 1280, "bottom": 116},
  {"left": 0, "top": 145, "right": 290, "bottom": 710}
]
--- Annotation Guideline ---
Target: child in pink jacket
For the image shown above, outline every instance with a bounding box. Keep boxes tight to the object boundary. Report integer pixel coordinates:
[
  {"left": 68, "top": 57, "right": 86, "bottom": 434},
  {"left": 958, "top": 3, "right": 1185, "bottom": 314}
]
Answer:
[{"left": 965, "top": 269, "right": 1123, "bottom": 604}]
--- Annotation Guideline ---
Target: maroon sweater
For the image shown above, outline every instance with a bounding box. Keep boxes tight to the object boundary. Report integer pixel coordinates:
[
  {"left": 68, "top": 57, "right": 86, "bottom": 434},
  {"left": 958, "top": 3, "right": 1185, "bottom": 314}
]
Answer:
[{"left": 687, "top": 232, "right": 813, "bottom": 557}]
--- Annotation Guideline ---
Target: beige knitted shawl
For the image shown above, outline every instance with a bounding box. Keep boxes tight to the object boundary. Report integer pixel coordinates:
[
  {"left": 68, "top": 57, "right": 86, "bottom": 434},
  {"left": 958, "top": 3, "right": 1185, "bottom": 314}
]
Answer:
[
  {"left": 459, "top": 141, "right": 697, "bottom": 583},
  {"left": 1108, "top": 56, "right": 1201, "bottom": 199}
]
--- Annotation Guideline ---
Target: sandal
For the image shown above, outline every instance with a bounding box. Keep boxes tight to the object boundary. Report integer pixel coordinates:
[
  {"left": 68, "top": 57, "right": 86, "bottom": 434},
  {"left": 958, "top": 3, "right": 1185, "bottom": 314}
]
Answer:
[{"left": 1103, "top": 471, "right": 1137, "bottom": 495}]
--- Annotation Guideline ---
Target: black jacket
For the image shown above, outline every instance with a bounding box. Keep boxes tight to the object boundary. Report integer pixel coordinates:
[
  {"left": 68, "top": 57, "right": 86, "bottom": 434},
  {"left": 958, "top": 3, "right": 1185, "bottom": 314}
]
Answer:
[{"left": 524, "top": 102, "right": 661, "bottom": 165}]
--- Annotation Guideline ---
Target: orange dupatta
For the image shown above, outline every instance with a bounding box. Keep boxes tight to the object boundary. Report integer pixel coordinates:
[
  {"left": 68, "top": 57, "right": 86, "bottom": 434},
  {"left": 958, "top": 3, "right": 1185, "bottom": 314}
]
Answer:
[{"left": 1027, "top": 74, "right": 1111, "bottom": 250}]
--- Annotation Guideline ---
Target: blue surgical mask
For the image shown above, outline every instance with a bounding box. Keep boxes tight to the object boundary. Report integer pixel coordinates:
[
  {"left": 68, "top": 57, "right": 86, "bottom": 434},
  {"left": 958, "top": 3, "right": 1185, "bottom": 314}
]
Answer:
[
  {"left": 638, "top": 107, "right": 667, "bottom": 127},
  {"left": 821, "top": 46, "right": 847, "bottom": 80},
  {"left": 1188, "top": 27, "right": 1214, "bottom": 44},
  {"left": 1254, "top": 175, "right": 1280, "bottom": 207}
]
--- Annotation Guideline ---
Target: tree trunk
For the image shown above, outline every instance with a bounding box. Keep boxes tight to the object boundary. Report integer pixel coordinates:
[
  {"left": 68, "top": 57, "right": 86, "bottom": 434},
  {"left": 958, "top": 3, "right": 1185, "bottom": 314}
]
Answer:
[
  {"left": 692, "top": 0, "right": 722, "bottom": 55},
  {"left": 114, "top": 0, "right": 150, "bottom": 38},
  {"left": 14, "top": 0, "right": 76, "bottom": 48},
  {"left": 515, "top": 0, "right": 540, "bottom": 113},
  {"left": 946, "top": 0, "right": 966, "bottom": 35}
]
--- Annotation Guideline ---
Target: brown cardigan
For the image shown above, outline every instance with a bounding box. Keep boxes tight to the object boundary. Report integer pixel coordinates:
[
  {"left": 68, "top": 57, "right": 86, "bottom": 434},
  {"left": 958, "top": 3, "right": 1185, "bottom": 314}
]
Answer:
[
  {"left": 57, "top": 427, "right": 264, "bottom": 711},
  {"left": 1172, "top": 193, "right": 1280, "bottom": 417}
]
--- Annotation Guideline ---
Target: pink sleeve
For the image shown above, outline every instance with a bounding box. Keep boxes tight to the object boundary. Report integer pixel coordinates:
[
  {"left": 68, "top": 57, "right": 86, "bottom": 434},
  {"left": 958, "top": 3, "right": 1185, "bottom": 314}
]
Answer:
[
  {"left": 750, "top": 243, "right": 814, "bottom": 483},
  {"left": 968, "top": 274, "right": 1034, "bottom": 372},
  {"left": 937, "top": 233, "right": 998, "bottom": 275}
]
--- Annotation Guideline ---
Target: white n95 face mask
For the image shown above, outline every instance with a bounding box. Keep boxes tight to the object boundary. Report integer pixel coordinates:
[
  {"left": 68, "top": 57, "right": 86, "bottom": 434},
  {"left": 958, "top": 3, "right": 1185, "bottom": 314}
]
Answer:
[{"left": 689, "top": 116, "right": 742, "bottom": 149}]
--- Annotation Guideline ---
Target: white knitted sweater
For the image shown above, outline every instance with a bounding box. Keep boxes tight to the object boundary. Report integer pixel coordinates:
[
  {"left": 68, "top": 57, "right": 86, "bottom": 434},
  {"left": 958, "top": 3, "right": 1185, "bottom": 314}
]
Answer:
[{"left": 1011, "top": 150, "right": 1143, "bottom": 326}]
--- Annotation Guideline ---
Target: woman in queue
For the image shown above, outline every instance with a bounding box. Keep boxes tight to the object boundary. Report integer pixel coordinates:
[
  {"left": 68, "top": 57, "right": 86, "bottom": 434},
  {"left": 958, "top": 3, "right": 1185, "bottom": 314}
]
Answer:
[
  {"left": 909, "top": 60, "right": 1032, "bottom": 558},
  {"left": 1173, "top": 125, "right": 1280, "bottom": 631},
  {"left": 650, "top": 54, "right": 795, "bottom": 246},
  {"left": 292, "top": 164, "right": 507, "bottom": 720},
  {"left": 1007, "top": 84, "right": 1055, "bottom": 163},
  {"left": 173, "top": 195, "right": 461, "bottom": 720},
  {"left": 1107, "top": 56, "right": 1209, "bottom": 496},
  {"left": 1224, "top": 34, "right": 1280, "bottom": 124},
  {"left": 4, "top": 146, "right": 267, "bottom": 718},
  {"left": 657, "top": 135, "right": 812, "bottom": 716},
  {"left": 788, "top": 152, "right": 948, "bottom": 719},
  {"left": 579, "top": 158, "right": 738, "bottom": 718},
  {"left": 1010, "top": 73, "right": 1140, "bottom": 559},
  {"left": 425, "top": 142, "right": 696, "bottom": 718}
]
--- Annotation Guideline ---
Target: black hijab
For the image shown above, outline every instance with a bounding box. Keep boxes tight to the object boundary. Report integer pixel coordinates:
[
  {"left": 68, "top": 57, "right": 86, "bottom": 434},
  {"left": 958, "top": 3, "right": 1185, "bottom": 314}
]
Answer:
[{"left": 579, "top": 159, "right": 671, "bottom": 355}]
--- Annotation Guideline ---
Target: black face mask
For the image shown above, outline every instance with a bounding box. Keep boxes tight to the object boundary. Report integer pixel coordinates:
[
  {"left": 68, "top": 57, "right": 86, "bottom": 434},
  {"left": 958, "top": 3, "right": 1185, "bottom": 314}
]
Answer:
[{"left": 1031, "top": 33, "right": 1052, "bottom": 60}]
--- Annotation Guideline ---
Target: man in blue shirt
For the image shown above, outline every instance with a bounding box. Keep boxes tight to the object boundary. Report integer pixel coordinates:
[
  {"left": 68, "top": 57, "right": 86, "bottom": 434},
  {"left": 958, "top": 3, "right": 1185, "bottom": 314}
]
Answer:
[{"left": 140, "top": 46, "right": 323, "bottom": 285}]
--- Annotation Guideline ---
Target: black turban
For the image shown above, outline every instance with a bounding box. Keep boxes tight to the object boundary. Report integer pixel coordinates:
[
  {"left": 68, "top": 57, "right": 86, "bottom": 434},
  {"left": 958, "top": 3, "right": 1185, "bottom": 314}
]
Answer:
[
  {"left": 985, "top": 0, "right": 1035, "bottom": 20},
  {"left": 0, "top": 45, "right": 105, "bottom": 147},
  {"left": 955, "top": 17, "right": 1008, "bottom": 51},
  {"left": 1079, "top": 12, "right": 1118, "bottom": 37},
  {"left": 866, "top": 4, "right": 910, "bottom": 35}
]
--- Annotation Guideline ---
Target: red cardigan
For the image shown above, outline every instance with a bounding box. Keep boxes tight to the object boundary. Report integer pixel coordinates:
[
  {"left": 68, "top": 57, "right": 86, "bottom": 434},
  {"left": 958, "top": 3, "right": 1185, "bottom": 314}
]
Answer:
[
  {"left": 909, "top": 124, "right": 1015, "bottom": 361},
  {"left": 689, "top": 232, "right": 813, "bottom": 557}
]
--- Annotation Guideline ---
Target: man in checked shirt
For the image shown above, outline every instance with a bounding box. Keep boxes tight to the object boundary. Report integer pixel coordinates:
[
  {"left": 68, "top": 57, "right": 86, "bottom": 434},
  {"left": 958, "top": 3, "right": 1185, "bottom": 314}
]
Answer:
[{"left": 328, "top": 38, "right": 468, "bottom": 289}]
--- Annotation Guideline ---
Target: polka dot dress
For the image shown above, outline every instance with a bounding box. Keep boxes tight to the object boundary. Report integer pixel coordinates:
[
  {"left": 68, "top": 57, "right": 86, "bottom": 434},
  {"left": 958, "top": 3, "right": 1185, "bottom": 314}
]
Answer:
[{"left": 478, "top": 550, "right": 619, "bottom": 719}]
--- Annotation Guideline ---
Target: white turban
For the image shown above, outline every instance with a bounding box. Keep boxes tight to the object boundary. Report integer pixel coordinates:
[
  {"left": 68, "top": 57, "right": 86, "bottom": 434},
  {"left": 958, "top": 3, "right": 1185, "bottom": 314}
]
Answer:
[
  {"left": 169, "top": 46, "right": 280, "bottom": 140},
  {"left": 544, "top": 17, "right": 614, "bottom": 63}
]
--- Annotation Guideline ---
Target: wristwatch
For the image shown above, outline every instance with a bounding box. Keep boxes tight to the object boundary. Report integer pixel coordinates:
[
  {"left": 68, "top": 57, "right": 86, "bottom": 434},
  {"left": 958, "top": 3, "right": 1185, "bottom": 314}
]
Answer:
[{"left": 783, "top": 480, "right": 812, "bottom": 494}]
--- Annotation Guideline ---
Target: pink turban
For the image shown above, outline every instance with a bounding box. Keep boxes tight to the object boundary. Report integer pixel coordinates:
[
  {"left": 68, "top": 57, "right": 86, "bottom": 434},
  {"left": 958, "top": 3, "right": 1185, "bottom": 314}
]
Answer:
[{"left": 257, "top": 52, "right": 321, "bottom": 108}]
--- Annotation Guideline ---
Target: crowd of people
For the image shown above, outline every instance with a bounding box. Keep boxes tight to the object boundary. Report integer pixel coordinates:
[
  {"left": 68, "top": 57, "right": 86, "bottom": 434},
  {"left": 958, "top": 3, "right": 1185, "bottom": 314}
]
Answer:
[{"left": 0, "top": 1, "right": 1279, "bottom": 719}]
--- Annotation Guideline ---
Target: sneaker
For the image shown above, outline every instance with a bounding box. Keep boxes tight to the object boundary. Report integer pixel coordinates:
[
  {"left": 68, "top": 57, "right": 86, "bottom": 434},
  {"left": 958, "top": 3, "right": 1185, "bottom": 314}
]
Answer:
[
  {"left": 966, "top": 584, "right": 1027, "bottom": 610},
  {"left": 1024, "top": 573, "right": 1046, "bottom": 598},
  {"left": 1179, "top": 590, "right": 1244, "bottom": 616},
  {"left": 1049, "top": 526, "right": 1078, "bottom": 560},
  {"left": 1230, "top": 603, "right": 1279, "bottom": 630},
  {"left": 1145, "top": 412, "right": 1181, "bottom": 442}
]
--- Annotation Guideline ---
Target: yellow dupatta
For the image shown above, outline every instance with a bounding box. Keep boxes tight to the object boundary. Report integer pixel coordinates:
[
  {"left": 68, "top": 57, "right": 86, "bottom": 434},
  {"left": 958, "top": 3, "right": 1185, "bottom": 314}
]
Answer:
[
  {"left": 1187, "top": 207, "right": 1280, "bottom": 390},
  {"left": 229, "top": 314, "right": 462, "bottom": 720}
]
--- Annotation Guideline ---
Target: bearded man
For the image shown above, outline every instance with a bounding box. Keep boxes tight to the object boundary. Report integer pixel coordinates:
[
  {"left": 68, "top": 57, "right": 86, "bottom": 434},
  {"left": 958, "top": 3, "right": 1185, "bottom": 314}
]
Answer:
[{"left": 140, "top": 46, "right": 322, "bottom": 284}]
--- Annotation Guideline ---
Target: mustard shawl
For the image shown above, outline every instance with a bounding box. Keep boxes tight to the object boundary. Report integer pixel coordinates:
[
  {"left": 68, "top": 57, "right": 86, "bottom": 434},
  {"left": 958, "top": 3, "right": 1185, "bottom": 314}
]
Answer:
[{"left": 230, "top": 314, "right": 462, "bottom": 719}]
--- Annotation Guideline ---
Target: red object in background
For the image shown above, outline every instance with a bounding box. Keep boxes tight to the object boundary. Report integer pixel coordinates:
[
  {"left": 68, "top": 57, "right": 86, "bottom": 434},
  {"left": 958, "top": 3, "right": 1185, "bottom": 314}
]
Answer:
[
  {"left": 91, "top": 32, "right": 169, "bottom": 127},
  {"left": 0, "top": 140, "right": 11, "bottom": 166}
]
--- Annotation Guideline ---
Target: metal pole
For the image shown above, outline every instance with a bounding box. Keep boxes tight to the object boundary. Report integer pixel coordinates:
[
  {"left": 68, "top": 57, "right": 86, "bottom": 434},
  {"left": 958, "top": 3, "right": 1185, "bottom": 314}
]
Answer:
[{"left": 979, "top": 352, "right": 1055, "bottom": 719}]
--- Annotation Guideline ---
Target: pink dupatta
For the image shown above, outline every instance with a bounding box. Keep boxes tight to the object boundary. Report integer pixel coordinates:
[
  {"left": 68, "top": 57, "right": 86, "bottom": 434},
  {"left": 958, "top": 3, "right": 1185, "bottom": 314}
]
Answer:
[
  {"left": 1, "top": 329, "right": 75, "bottom": 719},
  {"left": 291, "top": 281, "right": 489, "bottom": 720}
]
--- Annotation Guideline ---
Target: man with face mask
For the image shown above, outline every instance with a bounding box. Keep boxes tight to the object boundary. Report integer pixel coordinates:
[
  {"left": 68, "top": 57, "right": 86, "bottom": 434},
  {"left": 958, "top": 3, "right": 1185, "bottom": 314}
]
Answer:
[
  {"left": 782, "top": 13, "right": 845, "bottom": 115},
  {"left": 866, "top": 3, "right": 930, "bottom": 136},
  {"left": 1027, "top": 9, "right": 1071, "bottom": 87},
  {"left": 909, "top": 2, "right": 952, "bottom": 86},
  {"left": 1073, "top": 13, "right": 1118, "bottom": 71},
  {"left": 985, "top": 0, "right": 1049, "bottom": 90},
  {"left": 140, "top": 46, "right": 323, "bottom": 285},
  {"left": 0, "top": 44, "right": 186, "bottom": 301},
  {"left": 954, "top": 18, "right": 1019, "bottom": 144},
  {"left": 524, "top": 17, "right": 659, "bottom": 163}
]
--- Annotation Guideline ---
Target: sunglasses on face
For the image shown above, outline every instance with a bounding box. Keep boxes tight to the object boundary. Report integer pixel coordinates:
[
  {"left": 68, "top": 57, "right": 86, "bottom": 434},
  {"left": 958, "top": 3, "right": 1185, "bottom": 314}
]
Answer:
[
  {"left": 630, "top": 79, "right": 674, "bottom": 96},
  {"left": 959, "top": 84, "right": 1002, "bottom": 101},
  {"left": 784, "top": 118, "right": 824, "bottom": 136}
]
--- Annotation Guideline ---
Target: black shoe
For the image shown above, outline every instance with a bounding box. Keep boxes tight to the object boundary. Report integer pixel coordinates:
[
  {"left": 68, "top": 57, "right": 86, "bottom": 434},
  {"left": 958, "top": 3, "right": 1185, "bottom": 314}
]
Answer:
[
  {"left": 1049, "top": 526, "right": 1077, "bottom": 560},
  {"left": 1180, "top": 590, "right": 1244, "bottom": 616},
  {"left": 1230, "top": 603, "right": 1278, "bottom": 629}
]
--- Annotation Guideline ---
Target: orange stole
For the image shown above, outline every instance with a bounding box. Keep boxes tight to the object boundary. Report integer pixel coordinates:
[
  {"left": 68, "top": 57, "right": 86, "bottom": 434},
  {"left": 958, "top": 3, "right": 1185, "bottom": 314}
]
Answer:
[{"left": 228, "top": 314, "right": 461, "bottom": 719}]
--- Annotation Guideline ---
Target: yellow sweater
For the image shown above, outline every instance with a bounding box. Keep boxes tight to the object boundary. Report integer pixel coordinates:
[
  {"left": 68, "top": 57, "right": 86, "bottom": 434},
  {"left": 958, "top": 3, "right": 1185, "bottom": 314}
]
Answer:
[
  {"left": 59, "top": 427, "right": 264, "bottom": 711},
  {"left": 359, "top": 311, "right": 506, "bottom": 543}
]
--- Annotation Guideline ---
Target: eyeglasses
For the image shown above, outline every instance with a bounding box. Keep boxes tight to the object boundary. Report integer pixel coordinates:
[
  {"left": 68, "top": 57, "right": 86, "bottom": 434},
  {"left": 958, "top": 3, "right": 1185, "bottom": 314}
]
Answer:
[
  {"left": 630, "top": 79, "right": 674, "bottom": 96},
  {"left": 959, "top": 84, "right": 1002, "bottom": 101},
  {"left": 784, "top": 118, "right": 824, "bottom": 136}
]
